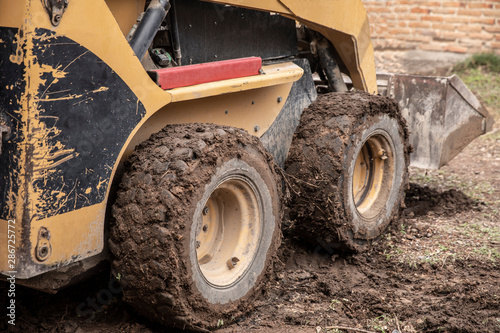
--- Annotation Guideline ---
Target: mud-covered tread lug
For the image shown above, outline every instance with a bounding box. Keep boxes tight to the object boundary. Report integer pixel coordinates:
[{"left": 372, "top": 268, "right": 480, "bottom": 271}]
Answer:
[
  {"left": 110, "top": 123, "right": 282, "bottom": 330},
  {"left": 285, "top": 91, "right": 410, "bottom": 252}
]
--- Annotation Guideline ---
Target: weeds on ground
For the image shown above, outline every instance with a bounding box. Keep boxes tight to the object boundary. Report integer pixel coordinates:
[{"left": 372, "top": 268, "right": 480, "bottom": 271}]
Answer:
[
  {"left": 410, "top": 168, "right": 496, "bottom": 202},
  {"left": 368, "top": 313, "right": 412, "bottom": 333},
  {"left": 382, "top": 216, "right": 500, "bottom": 268},
  {"left": 453, "top": 52, "right": 500, "bottom": 73},
  {"left": 453, "top": 53, "right": 500, "bottom": 120}
]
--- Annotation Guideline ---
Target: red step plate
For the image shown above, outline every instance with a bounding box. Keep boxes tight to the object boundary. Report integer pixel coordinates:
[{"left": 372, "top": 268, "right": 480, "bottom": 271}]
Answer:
[{"left": 149, "top": 57, "right": 263, "bottom": 90}]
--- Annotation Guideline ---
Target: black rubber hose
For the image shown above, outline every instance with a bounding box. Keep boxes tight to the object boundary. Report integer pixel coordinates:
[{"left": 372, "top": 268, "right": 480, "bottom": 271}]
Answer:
[
  {"left": 129, "top": 0, "right": 171, "bottom": 60},
  {"left": 316, "top": 38, "right": 348, "bottom": 92}
]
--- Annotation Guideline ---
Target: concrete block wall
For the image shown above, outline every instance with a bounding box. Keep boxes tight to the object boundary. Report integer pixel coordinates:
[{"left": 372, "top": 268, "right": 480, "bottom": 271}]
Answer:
[{"left": 362, "top": 0, "right": 500, "bottom": 54}]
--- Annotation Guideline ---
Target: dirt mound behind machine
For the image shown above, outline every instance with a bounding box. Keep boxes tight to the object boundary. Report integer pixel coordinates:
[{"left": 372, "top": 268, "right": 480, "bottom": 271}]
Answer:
[{"left": 0, "top": 0, "right": 492, "bottom": 330}]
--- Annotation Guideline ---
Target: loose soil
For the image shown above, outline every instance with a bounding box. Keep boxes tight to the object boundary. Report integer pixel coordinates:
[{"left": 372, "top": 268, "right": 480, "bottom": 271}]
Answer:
[{"left": 1, "top": 53, "right": 499, "bottom": 333}]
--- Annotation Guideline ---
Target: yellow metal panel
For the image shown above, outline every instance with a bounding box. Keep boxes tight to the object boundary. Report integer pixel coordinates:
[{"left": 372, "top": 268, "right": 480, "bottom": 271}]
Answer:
[
  {"left": 205, "top": 0, "right": 377, "bottom": 93},
  {"left": 168, "top": 62, "right": 303, "bottom": 103},
  {"left": 125, "top": 82, "right": 295, "bottom": 162},
  {"left": 0, "top": 0, "right": 170, "bottom": 276},
  {"left": 104, "top": 0, "right": 146, "bottom": 36},
  {"left": 56, "top": 0, "right": 171, "bottom": 112},
  {"left": 28, "top": 204, "right": 106, "bottom": 270},
  {"left": 0, "top": 1, "right": 24, "bottom": 28}
]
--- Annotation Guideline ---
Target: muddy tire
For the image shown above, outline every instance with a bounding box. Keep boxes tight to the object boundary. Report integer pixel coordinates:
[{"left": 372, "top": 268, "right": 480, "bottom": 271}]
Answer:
[
  {"left": 109, "top": 124, "right": 282, "bottom": 331},
  {"left": 285, "top": 91, "right": 409, "bottom": 252}
]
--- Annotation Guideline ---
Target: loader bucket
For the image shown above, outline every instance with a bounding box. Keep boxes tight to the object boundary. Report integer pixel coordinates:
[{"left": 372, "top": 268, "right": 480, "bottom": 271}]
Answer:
[{"left": 377, "top": 73, "right": 494, "bottom": 169}]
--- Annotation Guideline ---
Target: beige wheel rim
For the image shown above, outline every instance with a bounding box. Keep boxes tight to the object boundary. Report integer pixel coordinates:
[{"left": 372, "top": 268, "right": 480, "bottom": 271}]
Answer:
[
  {"left": 196, "top": 177, "right": 262, "bottom": 287},
  {"left": 352, "top": 133, "right": 395, "bottom": 219}
]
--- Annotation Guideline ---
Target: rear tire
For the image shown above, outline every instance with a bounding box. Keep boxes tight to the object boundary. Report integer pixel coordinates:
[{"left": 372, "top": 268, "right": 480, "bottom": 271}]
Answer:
[
  {"left": 285, "top": 91, "right": 409, "bottom": 252},
  {"left": 109, "top": 124, "right": 282, "bottom": 330},
  {"left": 342, "top": 113, "right": 407, "bottom": 241}
]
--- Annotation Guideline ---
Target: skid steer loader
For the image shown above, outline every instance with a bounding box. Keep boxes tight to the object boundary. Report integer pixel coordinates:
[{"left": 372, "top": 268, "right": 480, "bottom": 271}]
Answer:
[{"left": 0, "top": 0, "right": 493, "bottom": 330}]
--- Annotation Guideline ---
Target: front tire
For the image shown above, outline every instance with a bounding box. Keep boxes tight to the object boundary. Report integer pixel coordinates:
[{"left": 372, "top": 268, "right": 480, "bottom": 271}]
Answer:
[{"left": 109, "top": 124, "right": 282, "bottom": 330}]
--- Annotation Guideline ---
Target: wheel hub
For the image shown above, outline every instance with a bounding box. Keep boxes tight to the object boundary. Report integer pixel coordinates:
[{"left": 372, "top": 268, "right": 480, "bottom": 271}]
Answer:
[
  {"left": 196, "top": 177, "right": 262, "bottom": 287},
  {"left": 352, "top": 132, "right": 395, "bottom": 219}
]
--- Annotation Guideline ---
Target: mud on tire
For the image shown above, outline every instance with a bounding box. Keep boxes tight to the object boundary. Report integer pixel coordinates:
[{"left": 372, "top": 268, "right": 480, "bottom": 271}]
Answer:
[
  {"left": 109, "top": 124, "right": 282, "bottom": 331},
  {"left": 285, "top": 91, "right": 410, "bottom": 252}
]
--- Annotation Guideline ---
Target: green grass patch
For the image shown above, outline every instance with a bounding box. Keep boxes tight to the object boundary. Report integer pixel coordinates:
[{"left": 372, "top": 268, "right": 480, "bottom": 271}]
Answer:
[
  {"left": 453, "top": 53, "right": 500, "bottom": 73},
  {"left": 453, "top": 53, "right": 500, "bottom": 119}
]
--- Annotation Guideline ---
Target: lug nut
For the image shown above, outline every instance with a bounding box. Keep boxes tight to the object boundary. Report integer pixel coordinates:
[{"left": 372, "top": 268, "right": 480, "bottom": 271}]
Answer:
[
  {"left": 227, "top": 257, "right": 240, "bottom": 270},
  {"left": 202, "top": 206, "right": 209, "bottom": 215},
  {"left": 202, "top": 224, "right": 208, "bottom": 232},
  {"left": 378, "top": 149, "right": 388, "bottom": 160}
]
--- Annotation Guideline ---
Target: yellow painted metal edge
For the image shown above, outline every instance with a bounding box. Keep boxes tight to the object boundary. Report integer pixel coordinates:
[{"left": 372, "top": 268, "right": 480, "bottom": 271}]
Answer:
[{"left": 168, "top": 62, "right": 304, "bottom": 103}]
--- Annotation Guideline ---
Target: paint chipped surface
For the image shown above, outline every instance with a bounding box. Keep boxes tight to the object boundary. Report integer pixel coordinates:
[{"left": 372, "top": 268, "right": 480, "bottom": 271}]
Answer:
[
  {"left": 20, "top": 28, "right": 147, "bottom": 221},
  {"left": 1, "top": 19, "right": 146, "bottom": 276}
]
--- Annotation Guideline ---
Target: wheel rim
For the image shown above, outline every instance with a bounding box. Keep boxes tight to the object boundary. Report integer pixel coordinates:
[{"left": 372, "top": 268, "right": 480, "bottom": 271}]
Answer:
[
  {"left": 352, "top": 132, "right": 394, "bottom": 219},
  {"left": 196, "top": 177, "right": 262, "bottom": 287}
]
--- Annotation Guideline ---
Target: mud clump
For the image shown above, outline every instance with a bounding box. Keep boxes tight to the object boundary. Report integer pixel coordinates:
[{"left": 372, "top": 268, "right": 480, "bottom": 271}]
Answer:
[{"left": 404, "top": 183, "right": 478, "bottom": 217}]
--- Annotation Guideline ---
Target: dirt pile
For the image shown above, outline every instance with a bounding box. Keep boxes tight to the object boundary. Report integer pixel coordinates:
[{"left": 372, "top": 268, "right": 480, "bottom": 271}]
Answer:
[{"left": 404, "top": 183, "right": 479, "bottom": 218}]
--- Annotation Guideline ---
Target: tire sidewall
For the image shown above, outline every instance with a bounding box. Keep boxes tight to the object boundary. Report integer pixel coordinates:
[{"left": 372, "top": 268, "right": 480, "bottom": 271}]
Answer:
[
  {"left": 342, "top": 114, "right": 406, "bottom": 240},
  {"left": 188, "top": 152, "right": 280, "bottom": 305}
]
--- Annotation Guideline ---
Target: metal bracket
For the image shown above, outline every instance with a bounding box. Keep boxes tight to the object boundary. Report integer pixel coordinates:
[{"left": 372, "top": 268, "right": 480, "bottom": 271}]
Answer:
[
  {"left": 43, "top": 0, "right": 69, "bottom": 26},
  {"left": 35, "top": 227, "right": 52, "bottom": 262}
]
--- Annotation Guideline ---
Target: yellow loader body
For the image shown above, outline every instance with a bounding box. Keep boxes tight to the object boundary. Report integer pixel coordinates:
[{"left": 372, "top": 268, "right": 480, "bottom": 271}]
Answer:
[{"left": 0, "top": 0, "right": 375, "bottom": 279}]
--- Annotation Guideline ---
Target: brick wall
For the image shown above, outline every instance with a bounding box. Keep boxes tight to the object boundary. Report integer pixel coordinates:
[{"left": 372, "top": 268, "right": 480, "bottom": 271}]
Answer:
[{"left": 362, "top": 0, "right": 500, "bottom": 54}]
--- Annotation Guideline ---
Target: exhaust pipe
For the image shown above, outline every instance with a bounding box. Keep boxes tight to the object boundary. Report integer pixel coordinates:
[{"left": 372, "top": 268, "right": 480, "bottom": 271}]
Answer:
[{"left": 129, "top": 0, "right": 171, "bottom": 60}]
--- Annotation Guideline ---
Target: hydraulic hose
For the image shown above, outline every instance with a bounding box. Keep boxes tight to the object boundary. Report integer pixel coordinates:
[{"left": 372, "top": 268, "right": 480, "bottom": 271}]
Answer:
[{"left": 129, "top": 0, "right": 171, "bottom": 60}]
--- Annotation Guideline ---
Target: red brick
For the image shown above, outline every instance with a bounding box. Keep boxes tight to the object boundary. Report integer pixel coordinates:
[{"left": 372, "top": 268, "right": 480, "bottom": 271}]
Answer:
[
  {"left": 388, "top": 28, "right": 413, "bottom": 35},
  {"left": 411, "top": 7, "right": 431, "bottom": 14},
  {"left": 432, "top": 23, "right": 457, "bottom": 31},
  {"left": 442, "top": 2, "right": 466, "bottom": 7},
  {"left": 443, "top": 16, "right": 470, "bottom": 23},
  {"left": 461, "top": 39, "right": 485, "bottom": 48},
  {"left": 419, "top": 43, "right": 445, "bottom": 51},
  {"left": 489, "top": 41, "right": 500, "bottom": 48},
  {"left": 380, "top": 14, "right": 398, "bottom": 20},
  {"left": 400, "top": 35, "right": 433, "bottom": 42},
  {"left": 467, "top": 3, "right": 494, "bottom": 9},
  {"left": 442, "top": 31, "right": 468, "bottom": 39},
  {"left": 409, "top": 21, "right": 432, "bottom": 28},
  {"left": 444, "top": 45, "right": 468, "bottom": 53},
  {"left": 420, "top": 1, "right": 441, "bottom": 6},
  {"left": 422, "top": 15, "right": 444, "bottom": 22},
  {"left": 457, "top": 9, "right": 483, "bottom": 16},
  {"left": 470, "top": 18, "right": 496, "bottom": 25},
  {"left": 457, "top": 25, "right": 482, "bottom": 32},
  {"left": 483, "top": 9, "right": 500, "bottom": 17},
  {"left": 419, "top": 29, "right": 438, "bottom": 37},
  {"left": 485, "top": 26, "right": 500, "bottom": 33},
  {"left": 368, "top": 7, "right": 394, "bottom": 13},
  {"left": 469, "top": 32, "right": 495, "bottom": 40},
  {"left": 430, "top": 8, "right": 457, "bottom": 14}
]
